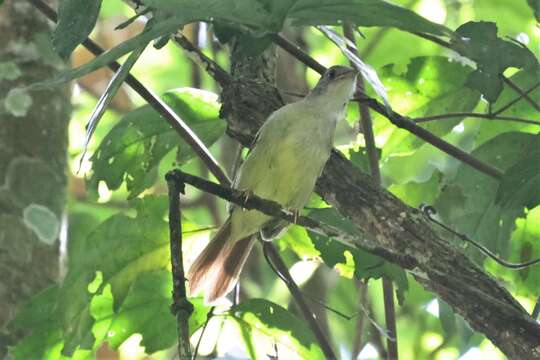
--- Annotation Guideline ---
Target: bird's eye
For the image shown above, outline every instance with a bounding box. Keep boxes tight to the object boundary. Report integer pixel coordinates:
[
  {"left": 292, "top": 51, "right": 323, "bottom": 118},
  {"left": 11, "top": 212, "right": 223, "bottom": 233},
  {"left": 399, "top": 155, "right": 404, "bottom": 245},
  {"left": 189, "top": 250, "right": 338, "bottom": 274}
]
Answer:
[{"left": 327, "top": 69, "right": 336, "bottom": 79}]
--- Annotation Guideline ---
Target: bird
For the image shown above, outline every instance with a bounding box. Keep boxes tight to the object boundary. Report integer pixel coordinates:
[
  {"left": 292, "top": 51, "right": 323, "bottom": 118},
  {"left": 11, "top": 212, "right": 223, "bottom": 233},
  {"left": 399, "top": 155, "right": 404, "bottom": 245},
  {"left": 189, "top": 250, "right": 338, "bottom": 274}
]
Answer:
[{"left": 188, "top": 65, "right": 358, "bottom": 303}]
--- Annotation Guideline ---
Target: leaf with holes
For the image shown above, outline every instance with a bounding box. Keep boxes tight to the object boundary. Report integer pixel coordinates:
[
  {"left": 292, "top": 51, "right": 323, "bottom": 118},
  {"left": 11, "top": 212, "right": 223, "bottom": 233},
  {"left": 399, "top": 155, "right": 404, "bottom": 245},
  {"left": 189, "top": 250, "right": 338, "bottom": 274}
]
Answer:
[
  {"left": 451, "top": 21, "right": 538, "bottom": 102},
  {"left": 88, "top": 88, "right": 225, "bottom": 199}
]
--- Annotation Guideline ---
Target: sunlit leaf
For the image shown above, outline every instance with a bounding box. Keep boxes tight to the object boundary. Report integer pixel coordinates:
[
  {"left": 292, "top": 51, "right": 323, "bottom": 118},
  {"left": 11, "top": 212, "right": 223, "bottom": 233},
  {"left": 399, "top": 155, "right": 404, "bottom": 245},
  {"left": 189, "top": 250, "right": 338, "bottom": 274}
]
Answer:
[
  {"left": 307, "top": 208, "right": 409, "bottom": 303},
  {"left": 59, "top": 196, "right": 171, "bottom": 354},
  {"left": 88, "top": 88, "right": 225, "bottom": 199},
  {"left": 92, "top": 270, "right": 210, "bottom": 354},
  {"left": 230, "top": 299, "right": 325, "bottom": 360}
]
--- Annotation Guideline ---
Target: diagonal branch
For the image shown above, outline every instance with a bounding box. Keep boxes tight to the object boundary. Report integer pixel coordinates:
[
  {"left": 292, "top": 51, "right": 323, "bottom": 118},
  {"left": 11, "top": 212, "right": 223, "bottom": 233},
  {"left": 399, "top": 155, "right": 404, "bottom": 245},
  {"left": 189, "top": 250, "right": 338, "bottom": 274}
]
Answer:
[
  {"left": 28, "top": 0, "right": 231, "bottom": 186},
  {"left": 414, "top": 112, "right": 540, "bottom": 126},
  {"left": 271, "top": 34, "right": 503, "bottom": 179},
  {"left": 502, "top": 77, "right": 540, "bottom": 113}
]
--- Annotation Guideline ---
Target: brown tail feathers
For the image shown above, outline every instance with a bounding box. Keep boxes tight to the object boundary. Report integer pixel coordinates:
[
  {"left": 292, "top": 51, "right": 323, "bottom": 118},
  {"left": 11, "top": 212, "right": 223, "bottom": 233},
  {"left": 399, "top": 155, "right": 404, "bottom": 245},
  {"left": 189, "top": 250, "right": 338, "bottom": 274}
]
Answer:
[{"left": 188, "top": 218, "right": 254, "bottom": 303}]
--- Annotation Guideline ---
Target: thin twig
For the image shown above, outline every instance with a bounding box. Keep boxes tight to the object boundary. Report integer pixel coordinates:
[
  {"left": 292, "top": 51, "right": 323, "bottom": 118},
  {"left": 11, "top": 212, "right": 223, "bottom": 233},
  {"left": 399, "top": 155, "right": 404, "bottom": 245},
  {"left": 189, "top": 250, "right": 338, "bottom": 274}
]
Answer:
[
  {"left": 271, "top": 33, "right": 503, "bottom": 179},
  {"left": 493, "top": 81, "right": 540, "bottom": 115},
  {"left": 263, "top": 242, "right": 337, "bottom": 359},
  {"left": 502, "top": 77, "right": 540, "bottom": 113},
  {"left": 414, "top": 112, "right": 540, "bottom": 126},
  {"left": 28, "top": 0, "right": 231, "bottom": 186},
  {"left": 344, "top": 24, "right": 398, "bottom": 360},
  {"left": 192, "top": 308, "right": 214, "bottom": 360},
  {"left": 167, "top": 170, "right": 364, "bottom": 249},
  {"left": 532, "top": 297, "right": 540, "bottom": 319},
  {"left": 166, "top": 173, "right": 194, "bottom": 360}
]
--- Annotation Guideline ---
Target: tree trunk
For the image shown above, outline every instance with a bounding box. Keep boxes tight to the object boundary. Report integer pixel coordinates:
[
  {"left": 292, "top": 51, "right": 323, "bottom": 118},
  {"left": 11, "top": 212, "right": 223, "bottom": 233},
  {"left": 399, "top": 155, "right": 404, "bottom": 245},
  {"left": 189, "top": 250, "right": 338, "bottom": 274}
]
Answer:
[{"left": 0, "top": 0, "right": 70, "bottom": 355}]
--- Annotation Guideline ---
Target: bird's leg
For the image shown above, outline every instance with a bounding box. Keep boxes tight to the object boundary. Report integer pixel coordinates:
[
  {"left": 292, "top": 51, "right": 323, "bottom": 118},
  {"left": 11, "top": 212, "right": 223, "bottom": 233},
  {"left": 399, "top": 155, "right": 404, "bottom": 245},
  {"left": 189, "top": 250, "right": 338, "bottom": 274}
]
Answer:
[
  {"left": 286, "top": 208, "right": 300, "bottom": 224},
  {"left": 240, "top": 189, "right": 254, "bottom": 210}
]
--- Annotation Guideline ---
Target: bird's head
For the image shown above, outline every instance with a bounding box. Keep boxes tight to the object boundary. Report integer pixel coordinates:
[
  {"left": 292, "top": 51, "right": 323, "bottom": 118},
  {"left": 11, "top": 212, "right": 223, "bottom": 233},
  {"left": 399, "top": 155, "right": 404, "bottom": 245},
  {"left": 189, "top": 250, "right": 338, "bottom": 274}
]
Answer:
[{"left": 310, "top": 65, "right": 358, "bottom": 102}]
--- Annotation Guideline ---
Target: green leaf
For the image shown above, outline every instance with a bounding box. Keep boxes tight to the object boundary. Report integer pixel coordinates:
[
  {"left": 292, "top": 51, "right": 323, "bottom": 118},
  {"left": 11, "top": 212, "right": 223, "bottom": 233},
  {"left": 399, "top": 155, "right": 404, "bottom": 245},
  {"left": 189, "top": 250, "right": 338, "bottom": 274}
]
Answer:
[
  {"left": 88, "top": 88, "right": 225, "bottom": 198},
  {"left": 435, "top": 132, "right": 538, "bottom": 262},
  {"left": 144, "top": 0, "right": 291, "bottom": 32},
  {"left": 381, "top": 56, "right": 479, "bottom": 156},
  {"left": 484, "top": 205, "right": 540, "bottom": 298},
  {"left": 53, "top": 0, "right": 102, "bottom": 60},
  {"left": 30, "top": 17, "right": 185, "bottom": 88},
  {"left": 230, "top": 299, "right": 325, "bottom": 360},
  {"left": 8, "top": 286, "right": 92, "bottom": 360},
  {"left": 81, "top": 43, "right": 147, "bottom": 163},
  {"left": 377, "top": 56, "right": 480, "bottom": 185},
  {"left": 288, "top": 0, "right": 452, "bottom": 36},
  {"left": 451, "top": 21, "right": 538, "bottom": 102},
  {"left": 476, "top": 68, "right": 540, "bottom": 146},
  {"left": 307, "top": 208, "right": 409, "bottom": 303},
  {"left": 92, "top": 270, "right": 210, "bottom": 354},
  {"left": 59, "top": 196, "right": 171, "bottom": 354},
  {"left": 496, "top": 134, "right": 540, "bottom": 210},
  {"left": 527, "top": 0, "right": 540, "bottom": 22}
]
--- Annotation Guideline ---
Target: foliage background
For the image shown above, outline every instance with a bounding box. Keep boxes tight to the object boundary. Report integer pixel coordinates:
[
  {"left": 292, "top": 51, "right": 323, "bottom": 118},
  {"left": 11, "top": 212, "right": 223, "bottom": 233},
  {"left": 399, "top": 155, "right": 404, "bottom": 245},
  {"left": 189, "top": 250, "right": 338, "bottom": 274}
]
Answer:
[{"left": 5, "top": 0, "right": 540, "bottom": 359}]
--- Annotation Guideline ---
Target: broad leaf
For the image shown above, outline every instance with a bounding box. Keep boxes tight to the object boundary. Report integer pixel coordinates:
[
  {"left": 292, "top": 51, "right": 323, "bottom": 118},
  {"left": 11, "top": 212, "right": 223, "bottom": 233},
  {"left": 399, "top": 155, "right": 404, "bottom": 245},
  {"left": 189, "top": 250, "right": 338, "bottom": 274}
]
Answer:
[
  {"left": 59, "top": 196, "right": 171, "bottom": 354},
  {"left": 435, "top": 132, "right": 538, "bottom": 262},
  {"left": 92, "top": 270, "right": 210, "bottom": 354},
  {"left": 496, "top": 134, "right": 540, "bottom": 210},
  {"left": 484, "top": 205, "right": 540, "bottom": 298},
  {"left": 476, "top": 68, "right": 540, "bottom": 146},
  {"left": 380, "top": 56, "right": 480, "bottom": 155},
  {"left": 288, "top": 0, "right": 451, "bottom": 36},
  {"left": 53, "top": 0, "right": 102, "bottom": 60},
  {"left": 376, "top": 56, "right": 480, "bottom": 184},
  {"left": 451, "top": 21, "right": 538, "bottom": 102},
  {"left": 31, "top": 17, "right": 185, "bottom": 88},
  {"left": 230, "top": 299, "right": 325, "bottom": 360},
  {"left": 88, "top": 88, "right": 225, "bottom": 199},
  {"left": 307, "top": 208, "right": 408, "bottom": 304}
]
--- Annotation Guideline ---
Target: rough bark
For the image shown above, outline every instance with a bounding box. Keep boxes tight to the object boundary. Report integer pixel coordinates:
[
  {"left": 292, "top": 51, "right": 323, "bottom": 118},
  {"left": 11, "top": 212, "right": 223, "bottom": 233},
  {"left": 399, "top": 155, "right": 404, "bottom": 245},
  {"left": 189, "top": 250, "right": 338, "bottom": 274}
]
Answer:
[
  {"left": 220, "top": 56, "right": 540, "bottom": 360},
  {"left": 0, "top": 0, "right": 69, "bottom": 355}
]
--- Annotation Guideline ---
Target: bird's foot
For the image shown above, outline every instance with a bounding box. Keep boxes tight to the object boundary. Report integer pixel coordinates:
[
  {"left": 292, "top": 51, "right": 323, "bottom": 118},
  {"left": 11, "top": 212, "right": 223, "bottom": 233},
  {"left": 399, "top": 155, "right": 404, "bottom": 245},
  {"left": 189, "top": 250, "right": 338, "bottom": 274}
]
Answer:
[
  {"left": 240, "top": 190, "right": 254, "bottom": 209},
  {"left": 286, "top": 208, "right": 300, "bottom": 224}
]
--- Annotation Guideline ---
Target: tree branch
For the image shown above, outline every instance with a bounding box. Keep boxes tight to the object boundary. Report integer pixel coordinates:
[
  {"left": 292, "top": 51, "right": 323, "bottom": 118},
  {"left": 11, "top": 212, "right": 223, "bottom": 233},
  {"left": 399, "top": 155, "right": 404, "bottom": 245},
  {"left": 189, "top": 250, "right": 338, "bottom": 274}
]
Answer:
[
  {"left": 502, "top": 77, "right": 540, "bottom": 113},
  {"left": 263, "top": 242, "right": 337, "bottom": 359},
  {"left": 28, "top": 0, "right": 231, "bottom": 186},
  {"left": 218, "top": 80, "right": 540, "bottom": 359},
  {"left": 414, "top": 112, "right": 540, "bottom": 126},
  {"left": 166, "top": 168, "right": 540, "bottom": 358},
  {"left": 271, "top": 33, "right": 503, "bottom": 179},
  {"left": 343, "top": 23, "right": 398, "bottom": 360},
  {"left": 166, "top": 173, "right": 194, "bottom": 359}
]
